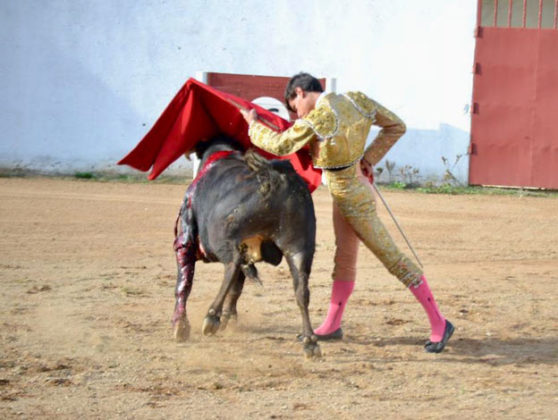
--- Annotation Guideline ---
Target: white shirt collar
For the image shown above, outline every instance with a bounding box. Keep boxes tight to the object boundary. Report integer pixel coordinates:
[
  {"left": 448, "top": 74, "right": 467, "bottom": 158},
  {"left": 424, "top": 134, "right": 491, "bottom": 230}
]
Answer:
[{"left": 316, "top": 91, "right": 329, "bottom": 107}]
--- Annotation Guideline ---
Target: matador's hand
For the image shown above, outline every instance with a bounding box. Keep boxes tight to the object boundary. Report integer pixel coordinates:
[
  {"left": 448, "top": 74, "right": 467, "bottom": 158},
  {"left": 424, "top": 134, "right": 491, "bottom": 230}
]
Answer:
[
  {"left": 360, "top": 157, "right": 375, "bottom": 184},
  {"left": 240, "top": 109, "right": 258, "bottom": 125}
]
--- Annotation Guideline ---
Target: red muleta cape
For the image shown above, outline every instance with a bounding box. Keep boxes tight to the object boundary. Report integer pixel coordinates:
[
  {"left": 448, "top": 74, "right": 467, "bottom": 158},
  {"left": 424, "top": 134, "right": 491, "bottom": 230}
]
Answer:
[{"left": 118, "top": 78, "right": 322, "bottom": 192}]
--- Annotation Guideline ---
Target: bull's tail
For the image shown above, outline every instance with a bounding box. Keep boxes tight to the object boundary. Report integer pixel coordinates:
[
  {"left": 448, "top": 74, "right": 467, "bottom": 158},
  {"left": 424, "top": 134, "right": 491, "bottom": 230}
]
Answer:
[{"left": 244, "top": 149, "right": 283, "bottom": 199}]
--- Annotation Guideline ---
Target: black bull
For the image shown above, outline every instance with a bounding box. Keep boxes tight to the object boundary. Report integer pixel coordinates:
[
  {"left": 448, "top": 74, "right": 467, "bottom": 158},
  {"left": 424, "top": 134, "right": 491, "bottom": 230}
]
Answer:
[{"left": 171, "top": 136, "right": 321, "bottom": 357}]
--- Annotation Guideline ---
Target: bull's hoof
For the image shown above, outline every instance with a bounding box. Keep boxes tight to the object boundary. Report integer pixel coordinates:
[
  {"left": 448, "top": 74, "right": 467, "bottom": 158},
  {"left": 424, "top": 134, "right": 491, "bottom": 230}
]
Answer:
[
  {"left": 202, "top": 314, "right": 221, "bottom": 336},
  {"left": 219, "top": 312, "right": 237, "bottom": 331},
  {"left": 173, "top": 318, "right": 191, "bottom": 342},
  {"left": 302, "top": 335, "right": 322, "bottom": 359}
]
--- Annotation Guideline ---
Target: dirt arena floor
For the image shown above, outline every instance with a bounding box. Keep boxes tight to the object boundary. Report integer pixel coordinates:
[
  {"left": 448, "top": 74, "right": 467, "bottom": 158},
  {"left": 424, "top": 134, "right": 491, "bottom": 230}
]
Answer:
[{"left": 1, "top": 177, "right": 557, "bottom": 419}]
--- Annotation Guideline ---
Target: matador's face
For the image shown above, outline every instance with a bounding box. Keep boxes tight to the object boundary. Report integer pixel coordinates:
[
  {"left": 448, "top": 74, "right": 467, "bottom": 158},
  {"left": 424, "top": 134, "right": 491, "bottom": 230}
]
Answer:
[{"left": 288, "top": 88, "right": 316, "bottom": 119}]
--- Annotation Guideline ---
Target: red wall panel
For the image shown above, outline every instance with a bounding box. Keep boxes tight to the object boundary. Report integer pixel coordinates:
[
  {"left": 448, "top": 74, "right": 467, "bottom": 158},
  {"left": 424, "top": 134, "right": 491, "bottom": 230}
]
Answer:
[
  {"left": 470, "top": 0, "right": 558, "bottom": 189},
  {"left": 531, "top": 31, "right": 558, "bottom": 188},
  {"left": 470, "top": 27, "right": 558, "bottom": 188}
]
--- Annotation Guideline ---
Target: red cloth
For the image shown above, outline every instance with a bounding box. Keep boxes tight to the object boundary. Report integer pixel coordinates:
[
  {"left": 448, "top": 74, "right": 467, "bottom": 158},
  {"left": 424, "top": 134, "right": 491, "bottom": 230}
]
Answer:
[{"left": 118, "top": 78, "right": 322, "bottom": 192}]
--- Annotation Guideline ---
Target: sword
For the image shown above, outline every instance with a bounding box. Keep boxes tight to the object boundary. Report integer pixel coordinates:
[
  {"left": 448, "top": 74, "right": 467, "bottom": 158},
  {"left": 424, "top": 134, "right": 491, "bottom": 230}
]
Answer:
[{"left": 372, "top": 183, "right": 424, "bottom": 268}]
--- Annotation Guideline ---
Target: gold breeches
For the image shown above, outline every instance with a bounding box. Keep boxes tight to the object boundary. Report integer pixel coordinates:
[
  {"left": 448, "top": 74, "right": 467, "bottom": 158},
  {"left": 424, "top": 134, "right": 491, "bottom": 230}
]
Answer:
[{"left": 325, "top": 165, "right": 423, "bottom": 287}]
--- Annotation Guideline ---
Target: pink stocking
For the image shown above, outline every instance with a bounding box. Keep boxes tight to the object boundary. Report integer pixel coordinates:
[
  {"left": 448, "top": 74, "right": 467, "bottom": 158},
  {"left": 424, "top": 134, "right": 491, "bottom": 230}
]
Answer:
[
  {"left": 410, "top": 275, "right": 447, "bottom": 342},
  {"left": 314, "top": 280, "right": 355, "bottom": 335}
]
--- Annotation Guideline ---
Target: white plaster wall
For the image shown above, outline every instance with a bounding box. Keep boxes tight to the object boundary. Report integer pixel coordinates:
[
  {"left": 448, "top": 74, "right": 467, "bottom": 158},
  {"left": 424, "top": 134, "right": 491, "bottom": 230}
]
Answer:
[{"left": 0, "top": 0, "right": 476, "bottom": 183}]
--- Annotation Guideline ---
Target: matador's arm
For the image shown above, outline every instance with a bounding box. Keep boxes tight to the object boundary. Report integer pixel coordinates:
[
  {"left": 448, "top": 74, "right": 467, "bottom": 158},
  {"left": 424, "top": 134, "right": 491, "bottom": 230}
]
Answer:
[
  {"left": 248, "top": 119, "right": 316, "bottom": 156},
  {"left": 363, "top": 98, "right": 406, "bottom": 166}
]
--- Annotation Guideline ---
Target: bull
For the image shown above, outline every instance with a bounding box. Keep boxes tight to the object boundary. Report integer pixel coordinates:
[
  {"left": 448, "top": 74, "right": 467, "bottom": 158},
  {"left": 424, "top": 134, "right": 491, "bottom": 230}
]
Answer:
[{"left": 171, "top": 136, "right": 321, "bottom": 358}]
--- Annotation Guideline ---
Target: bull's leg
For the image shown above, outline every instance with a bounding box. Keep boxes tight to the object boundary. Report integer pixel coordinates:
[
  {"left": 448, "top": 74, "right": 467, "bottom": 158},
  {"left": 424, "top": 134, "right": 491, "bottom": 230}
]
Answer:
[
  {"left": 172, "top": 235, "right": 196, "bottom": 342},
  {"left": 285, "top": 251, "right": 321, "bottom": 358},
  {"left": 220, "top": 272, "right": 246, "bottom": 331},
  {"left": 202, "top": 256, "right": 241, "bottom": 336}
]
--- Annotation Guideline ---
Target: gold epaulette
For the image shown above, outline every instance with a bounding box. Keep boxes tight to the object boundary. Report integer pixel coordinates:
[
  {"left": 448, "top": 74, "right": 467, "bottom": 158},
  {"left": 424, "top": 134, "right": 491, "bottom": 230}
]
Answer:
[{"left": 344, "top": 91, "right": 377, "bottom": 120}]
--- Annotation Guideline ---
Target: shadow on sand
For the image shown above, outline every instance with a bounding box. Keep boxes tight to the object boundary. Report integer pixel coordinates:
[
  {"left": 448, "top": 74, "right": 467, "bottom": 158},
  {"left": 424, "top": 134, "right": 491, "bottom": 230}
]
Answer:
[{"left": 347, "top": 334, "right": 558, "bottom": 366}]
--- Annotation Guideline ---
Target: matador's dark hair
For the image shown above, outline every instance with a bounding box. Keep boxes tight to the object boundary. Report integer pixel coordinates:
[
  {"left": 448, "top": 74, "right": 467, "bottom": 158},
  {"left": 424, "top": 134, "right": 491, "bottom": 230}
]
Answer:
[{"left": 284, "top": 72, "right": 324, "bottom": 112}]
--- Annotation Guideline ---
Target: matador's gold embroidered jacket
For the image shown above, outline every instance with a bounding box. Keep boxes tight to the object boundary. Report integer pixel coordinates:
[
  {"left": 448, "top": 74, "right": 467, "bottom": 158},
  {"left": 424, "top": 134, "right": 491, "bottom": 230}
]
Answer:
[{"left": 248, "top": 91, "right": 406, "bottom": 169}]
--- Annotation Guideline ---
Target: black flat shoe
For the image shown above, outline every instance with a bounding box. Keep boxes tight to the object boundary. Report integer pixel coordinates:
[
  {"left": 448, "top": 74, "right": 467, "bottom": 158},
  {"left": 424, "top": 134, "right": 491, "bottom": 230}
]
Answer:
[
  {"left": 315, "top": 327, "right": 343, "bottom": 341},
  {"left": 424, "top": 320, "right": 454, "bottom": 353},
  {"left": 296, "top": 327, "right": 343, "bottom": 342}
]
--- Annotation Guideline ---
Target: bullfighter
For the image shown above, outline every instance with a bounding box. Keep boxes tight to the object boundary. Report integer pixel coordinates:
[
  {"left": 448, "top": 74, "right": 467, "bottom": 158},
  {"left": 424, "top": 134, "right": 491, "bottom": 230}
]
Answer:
[{"left": 242, "top": 72, "right": 454, "bottom": 353}]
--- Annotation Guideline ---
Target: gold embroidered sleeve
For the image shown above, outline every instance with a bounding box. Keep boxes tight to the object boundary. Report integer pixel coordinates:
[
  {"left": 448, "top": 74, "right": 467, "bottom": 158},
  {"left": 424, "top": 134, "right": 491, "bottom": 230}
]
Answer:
[
  {"left": 248, "top": 119, "right": 316, "bottom": 156},
  {"left": 363, "top": 99, "right": 406, "bottom": 166}
]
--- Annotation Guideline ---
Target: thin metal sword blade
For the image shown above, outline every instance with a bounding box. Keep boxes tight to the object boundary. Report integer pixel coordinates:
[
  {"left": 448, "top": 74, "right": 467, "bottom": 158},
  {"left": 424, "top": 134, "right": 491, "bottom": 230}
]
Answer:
[{"left": 372, "top": 183, "right": 423, "bottom": 268}]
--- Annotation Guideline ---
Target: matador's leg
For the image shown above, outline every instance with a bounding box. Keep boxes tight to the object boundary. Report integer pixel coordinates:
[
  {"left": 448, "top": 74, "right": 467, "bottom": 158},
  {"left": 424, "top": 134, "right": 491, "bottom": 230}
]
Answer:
[
  {"left": 325, "top": 166, "right": 423, "bottom": 287},
  {"left": 313, "top": 194, "right": 359, "bottom": 338},
  {"left": 325, "top": 166, "right": 453, "bottom": 352}
]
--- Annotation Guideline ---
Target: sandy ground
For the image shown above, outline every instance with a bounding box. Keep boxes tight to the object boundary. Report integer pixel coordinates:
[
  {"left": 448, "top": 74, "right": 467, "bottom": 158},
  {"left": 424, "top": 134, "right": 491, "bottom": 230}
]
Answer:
[{"left": 0, "top": 177, "right": 557, "bottom": 419}]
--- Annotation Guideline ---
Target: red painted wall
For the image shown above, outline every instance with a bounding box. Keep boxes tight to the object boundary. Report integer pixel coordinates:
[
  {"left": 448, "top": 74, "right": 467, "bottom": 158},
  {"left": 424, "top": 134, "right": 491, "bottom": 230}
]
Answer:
[{"left": 469, "top": 0, "right": 558, "bottom": 189}]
